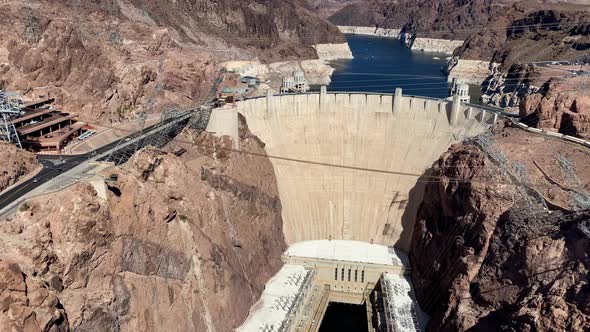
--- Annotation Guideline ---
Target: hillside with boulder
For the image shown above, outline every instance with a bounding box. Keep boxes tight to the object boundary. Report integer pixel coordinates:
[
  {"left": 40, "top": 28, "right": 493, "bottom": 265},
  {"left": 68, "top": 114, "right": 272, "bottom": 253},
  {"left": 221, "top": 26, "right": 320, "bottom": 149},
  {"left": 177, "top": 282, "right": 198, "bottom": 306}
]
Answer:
[
  {"left": 0, "top": 142, "right": 38, "bottom": 193},
  {"left": 411, "top": 122, "right": 590, "bottom": 331},
  {"left": 0, "top": 119, "right": 286, "bottom": 331}
]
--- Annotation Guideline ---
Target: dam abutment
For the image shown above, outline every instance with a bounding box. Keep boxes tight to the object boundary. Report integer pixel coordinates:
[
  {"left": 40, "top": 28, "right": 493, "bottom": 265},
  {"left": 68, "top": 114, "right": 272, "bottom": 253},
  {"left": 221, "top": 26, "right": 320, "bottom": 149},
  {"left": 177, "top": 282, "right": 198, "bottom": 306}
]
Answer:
[{"left": 221, "top": 91, "right": 503, "bottom": 251}]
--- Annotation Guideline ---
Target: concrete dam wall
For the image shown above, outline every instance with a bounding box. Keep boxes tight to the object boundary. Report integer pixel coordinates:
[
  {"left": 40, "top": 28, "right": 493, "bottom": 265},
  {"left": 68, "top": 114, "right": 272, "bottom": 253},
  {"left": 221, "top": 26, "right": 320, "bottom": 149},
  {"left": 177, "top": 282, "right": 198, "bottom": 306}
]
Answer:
[{"left": 235, "top": 91, "right": 501, "bottom": 251}]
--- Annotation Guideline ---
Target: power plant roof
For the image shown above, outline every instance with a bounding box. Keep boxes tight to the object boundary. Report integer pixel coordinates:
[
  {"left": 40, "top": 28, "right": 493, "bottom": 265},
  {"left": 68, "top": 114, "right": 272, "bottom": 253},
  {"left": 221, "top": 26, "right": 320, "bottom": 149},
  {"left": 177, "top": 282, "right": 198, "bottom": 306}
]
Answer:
[
  {"left": 237, "top": 264, "right": 311, "bottom": 332},
  {"left": 285, "top": 240, "right": 408, "bottom": 267}
]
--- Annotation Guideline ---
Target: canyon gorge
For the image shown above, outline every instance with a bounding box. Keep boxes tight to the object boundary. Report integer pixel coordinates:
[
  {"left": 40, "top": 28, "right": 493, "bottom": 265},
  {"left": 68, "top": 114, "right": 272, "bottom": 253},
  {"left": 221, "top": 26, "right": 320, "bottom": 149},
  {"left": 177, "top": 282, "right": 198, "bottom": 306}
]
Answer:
[
  {"left": 0, "top": 119, "right": 286, "bottom": 331},
  {"left": 329, "top": 0, "right": 590, "bottom": 139},
  {"left": 411, "top": 121, "right": 590, "bottom": 330},
  {"left": 0, "top": 0, "right": 589, "bottom": 331},
  {"left": 0, "top": 0, "right": 346, "bottom": 125}
]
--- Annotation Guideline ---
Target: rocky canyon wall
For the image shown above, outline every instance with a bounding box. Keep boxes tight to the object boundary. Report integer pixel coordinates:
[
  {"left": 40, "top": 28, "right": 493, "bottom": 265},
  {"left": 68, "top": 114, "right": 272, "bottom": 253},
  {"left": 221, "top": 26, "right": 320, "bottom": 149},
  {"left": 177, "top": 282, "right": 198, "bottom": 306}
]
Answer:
[
  {"left": 480, "top": 63, "right": 543, "bottom": 109},
  {"left": 0, "top": 119, "right": 286, "bottom": 332},
  {"left": 482, "top": 63, "right": 590, "bottom": 140},
  {"left": 329, "top": 1, "right": 590, "bottom": 86},
  {"left": 0, "top": 0, "right": 344, "bottom": 125},
  {"left": 0, "top": 142, "right": 39, "bottom": 193},
  {"left": 410, "top": 122, "right": 590, "bottom": 331},
  {"left": 337, "top": 26, "right": 401, "bottom": 38},
  {"left": 329, "top": 0, "right": 504, "bottom": 40},
  {"left": 520, "top": 78, "right": 590, "bottom": 140},
  {"left": 409, "top": 38, "right": 463, "bottom": 55}
]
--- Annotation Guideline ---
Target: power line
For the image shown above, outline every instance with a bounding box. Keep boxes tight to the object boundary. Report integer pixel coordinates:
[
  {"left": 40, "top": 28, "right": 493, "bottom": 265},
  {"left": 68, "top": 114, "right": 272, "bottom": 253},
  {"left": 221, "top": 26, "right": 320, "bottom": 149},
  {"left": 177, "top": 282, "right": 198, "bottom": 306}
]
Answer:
[
  {"left": 29, "top": 12, "right": 590, "bottom": 44},
  {"left": 342, "top": 16, "right": 590, "bottom": 36},
  {"left": 342, "top": 84, "right": 450, "bottom": 90},
  {"left": 49, "top": 111, "right": 588, "bottom": 190},
  {"left": 222, "top": 21, "right": 590, "bottom": 41},
  {"left": 332, "top": 71, "right": 588, "bottom": 81}
]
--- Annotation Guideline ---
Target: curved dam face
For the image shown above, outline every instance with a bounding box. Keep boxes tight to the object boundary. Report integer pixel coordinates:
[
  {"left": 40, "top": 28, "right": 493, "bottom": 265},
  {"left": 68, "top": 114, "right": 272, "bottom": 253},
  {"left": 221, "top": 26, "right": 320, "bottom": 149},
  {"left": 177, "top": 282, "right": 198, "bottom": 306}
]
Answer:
[{"left": 236, "top": 92, "right": 497, "bottom": 251}]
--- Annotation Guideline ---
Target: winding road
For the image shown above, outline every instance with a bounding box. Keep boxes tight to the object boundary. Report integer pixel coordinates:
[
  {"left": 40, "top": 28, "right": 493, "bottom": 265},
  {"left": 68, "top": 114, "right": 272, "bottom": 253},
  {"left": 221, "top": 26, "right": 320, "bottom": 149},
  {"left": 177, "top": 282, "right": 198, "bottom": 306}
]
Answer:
[{"left": 0, "top": 110, "right": 195, "bottom": 213}]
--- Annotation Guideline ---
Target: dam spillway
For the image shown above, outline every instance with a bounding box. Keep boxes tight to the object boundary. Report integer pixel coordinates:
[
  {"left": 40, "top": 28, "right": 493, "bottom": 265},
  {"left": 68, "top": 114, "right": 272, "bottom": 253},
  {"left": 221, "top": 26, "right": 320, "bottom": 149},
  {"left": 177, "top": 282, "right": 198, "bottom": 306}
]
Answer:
[{"left": 231, "top": 91, "right": 499, "bottom": 251}]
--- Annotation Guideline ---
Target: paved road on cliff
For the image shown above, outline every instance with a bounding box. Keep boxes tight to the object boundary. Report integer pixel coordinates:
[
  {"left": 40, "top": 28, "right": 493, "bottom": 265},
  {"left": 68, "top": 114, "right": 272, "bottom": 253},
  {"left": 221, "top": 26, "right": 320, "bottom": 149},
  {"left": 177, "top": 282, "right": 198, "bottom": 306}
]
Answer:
[{"left": 0, "top": 112, "right": 192, "bottom": 212}]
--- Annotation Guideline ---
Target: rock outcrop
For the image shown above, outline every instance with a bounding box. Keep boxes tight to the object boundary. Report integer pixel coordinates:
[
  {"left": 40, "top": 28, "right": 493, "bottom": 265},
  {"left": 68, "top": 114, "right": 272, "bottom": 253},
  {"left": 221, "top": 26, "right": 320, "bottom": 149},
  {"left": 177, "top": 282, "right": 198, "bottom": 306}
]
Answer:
[
  {"left": 313, "top": 43, "right": 354, "bottom": 61},
  {"left": 444, "top": 58, "right": 498, "bottom": 85},
  {"left": 411, "top": 123, "right": 590, "bottom": 331},
  {"left": 0, "top": 119, "right": 286, "bottom": 331},
  {"left": 0, "top": 142, "right": 38, "bottom": 192},
  {"left": 480, "top": 63, "right": 542, "bottom": 109},
  {"left": 482, "top": 62, "right": 590, "bottom": 139},
  {"left": 520, "top": 76, "right": 590, "bottom": 140},
  {"left": 409, "top": 38, "right": 464, "bottom": 55}
]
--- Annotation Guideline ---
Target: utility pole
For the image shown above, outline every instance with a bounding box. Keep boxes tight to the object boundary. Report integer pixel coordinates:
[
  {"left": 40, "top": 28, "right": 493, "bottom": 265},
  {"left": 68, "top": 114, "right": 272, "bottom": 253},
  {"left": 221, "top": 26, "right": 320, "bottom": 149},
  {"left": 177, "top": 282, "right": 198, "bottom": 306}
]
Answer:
[{"left": 128, "top": 112, "right": 148, "bottom": 164}]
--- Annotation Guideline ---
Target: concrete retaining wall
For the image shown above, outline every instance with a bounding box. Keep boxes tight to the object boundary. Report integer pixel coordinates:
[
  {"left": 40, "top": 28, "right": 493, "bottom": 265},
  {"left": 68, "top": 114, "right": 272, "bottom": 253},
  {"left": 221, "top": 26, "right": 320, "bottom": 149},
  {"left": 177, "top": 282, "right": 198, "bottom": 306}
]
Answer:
[
  {"left": 236, "top": 92, "right": 501, "bottom": 251},
  {"left": 512, "top": 121, "right": 590, "bottom": 148}
]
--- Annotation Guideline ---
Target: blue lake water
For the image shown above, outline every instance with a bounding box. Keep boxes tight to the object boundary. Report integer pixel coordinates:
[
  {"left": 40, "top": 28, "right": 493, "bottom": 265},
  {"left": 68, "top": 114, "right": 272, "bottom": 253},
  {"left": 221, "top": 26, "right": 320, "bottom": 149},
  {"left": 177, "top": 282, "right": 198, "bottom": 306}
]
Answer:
[{"left": 327, "top": 35, "right": 452, "bottom": 99}]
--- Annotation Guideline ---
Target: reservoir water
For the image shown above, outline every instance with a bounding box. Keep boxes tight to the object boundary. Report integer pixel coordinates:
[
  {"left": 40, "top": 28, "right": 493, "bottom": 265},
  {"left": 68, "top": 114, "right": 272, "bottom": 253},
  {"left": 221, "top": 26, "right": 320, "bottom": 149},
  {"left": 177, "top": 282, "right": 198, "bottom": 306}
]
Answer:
[{"left": 327, "top": 35, "right": 452, "bottom": 99}]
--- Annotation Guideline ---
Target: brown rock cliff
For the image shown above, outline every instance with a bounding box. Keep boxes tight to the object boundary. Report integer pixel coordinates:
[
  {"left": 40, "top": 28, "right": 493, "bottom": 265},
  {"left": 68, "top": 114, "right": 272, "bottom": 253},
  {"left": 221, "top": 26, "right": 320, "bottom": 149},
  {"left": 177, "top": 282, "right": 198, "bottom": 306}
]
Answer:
[
  {"left": 0, "top": 142, "right": 39, "bottom": 193},
  {"left": 520, "top": 77, "right": 590, "bottom": 140},
  {"left": 0, "top": 0, "right": 343, "bottom": 125},
  {"left": 411, "top": 123, "right": 590, "bottom": 331},
  {"left": 0, "top": 119, "right": 286, "bottom": 331},
  {"left": 328, "top": 1, "right": 590, "bottom": 65}
]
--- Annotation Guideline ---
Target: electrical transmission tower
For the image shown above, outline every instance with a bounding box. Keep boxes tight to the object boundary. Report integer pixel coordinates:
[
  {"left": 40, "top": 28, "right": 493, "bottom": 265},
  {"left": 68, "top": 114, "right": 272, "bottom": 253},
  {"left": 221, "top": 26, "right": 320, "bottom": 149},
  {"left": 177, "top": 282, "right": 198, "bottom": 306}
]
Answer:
[
  {"left": 189, "top": 106, "right": 212, "bottom": 131},
  {"left": 102, "top": 109, "right": 191, "bottom": 167},
  {"left": 0, "top": 91, "right": 24, "bottom": 148},
  {"left": 208, "top": 69, "right": 226, "bottom": 101},
  {"left": 124, "top": 112, "right": 148, "bottom": 165},
  {"left": 471, "top": 133, "right": 548, "bottom": 211}
]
